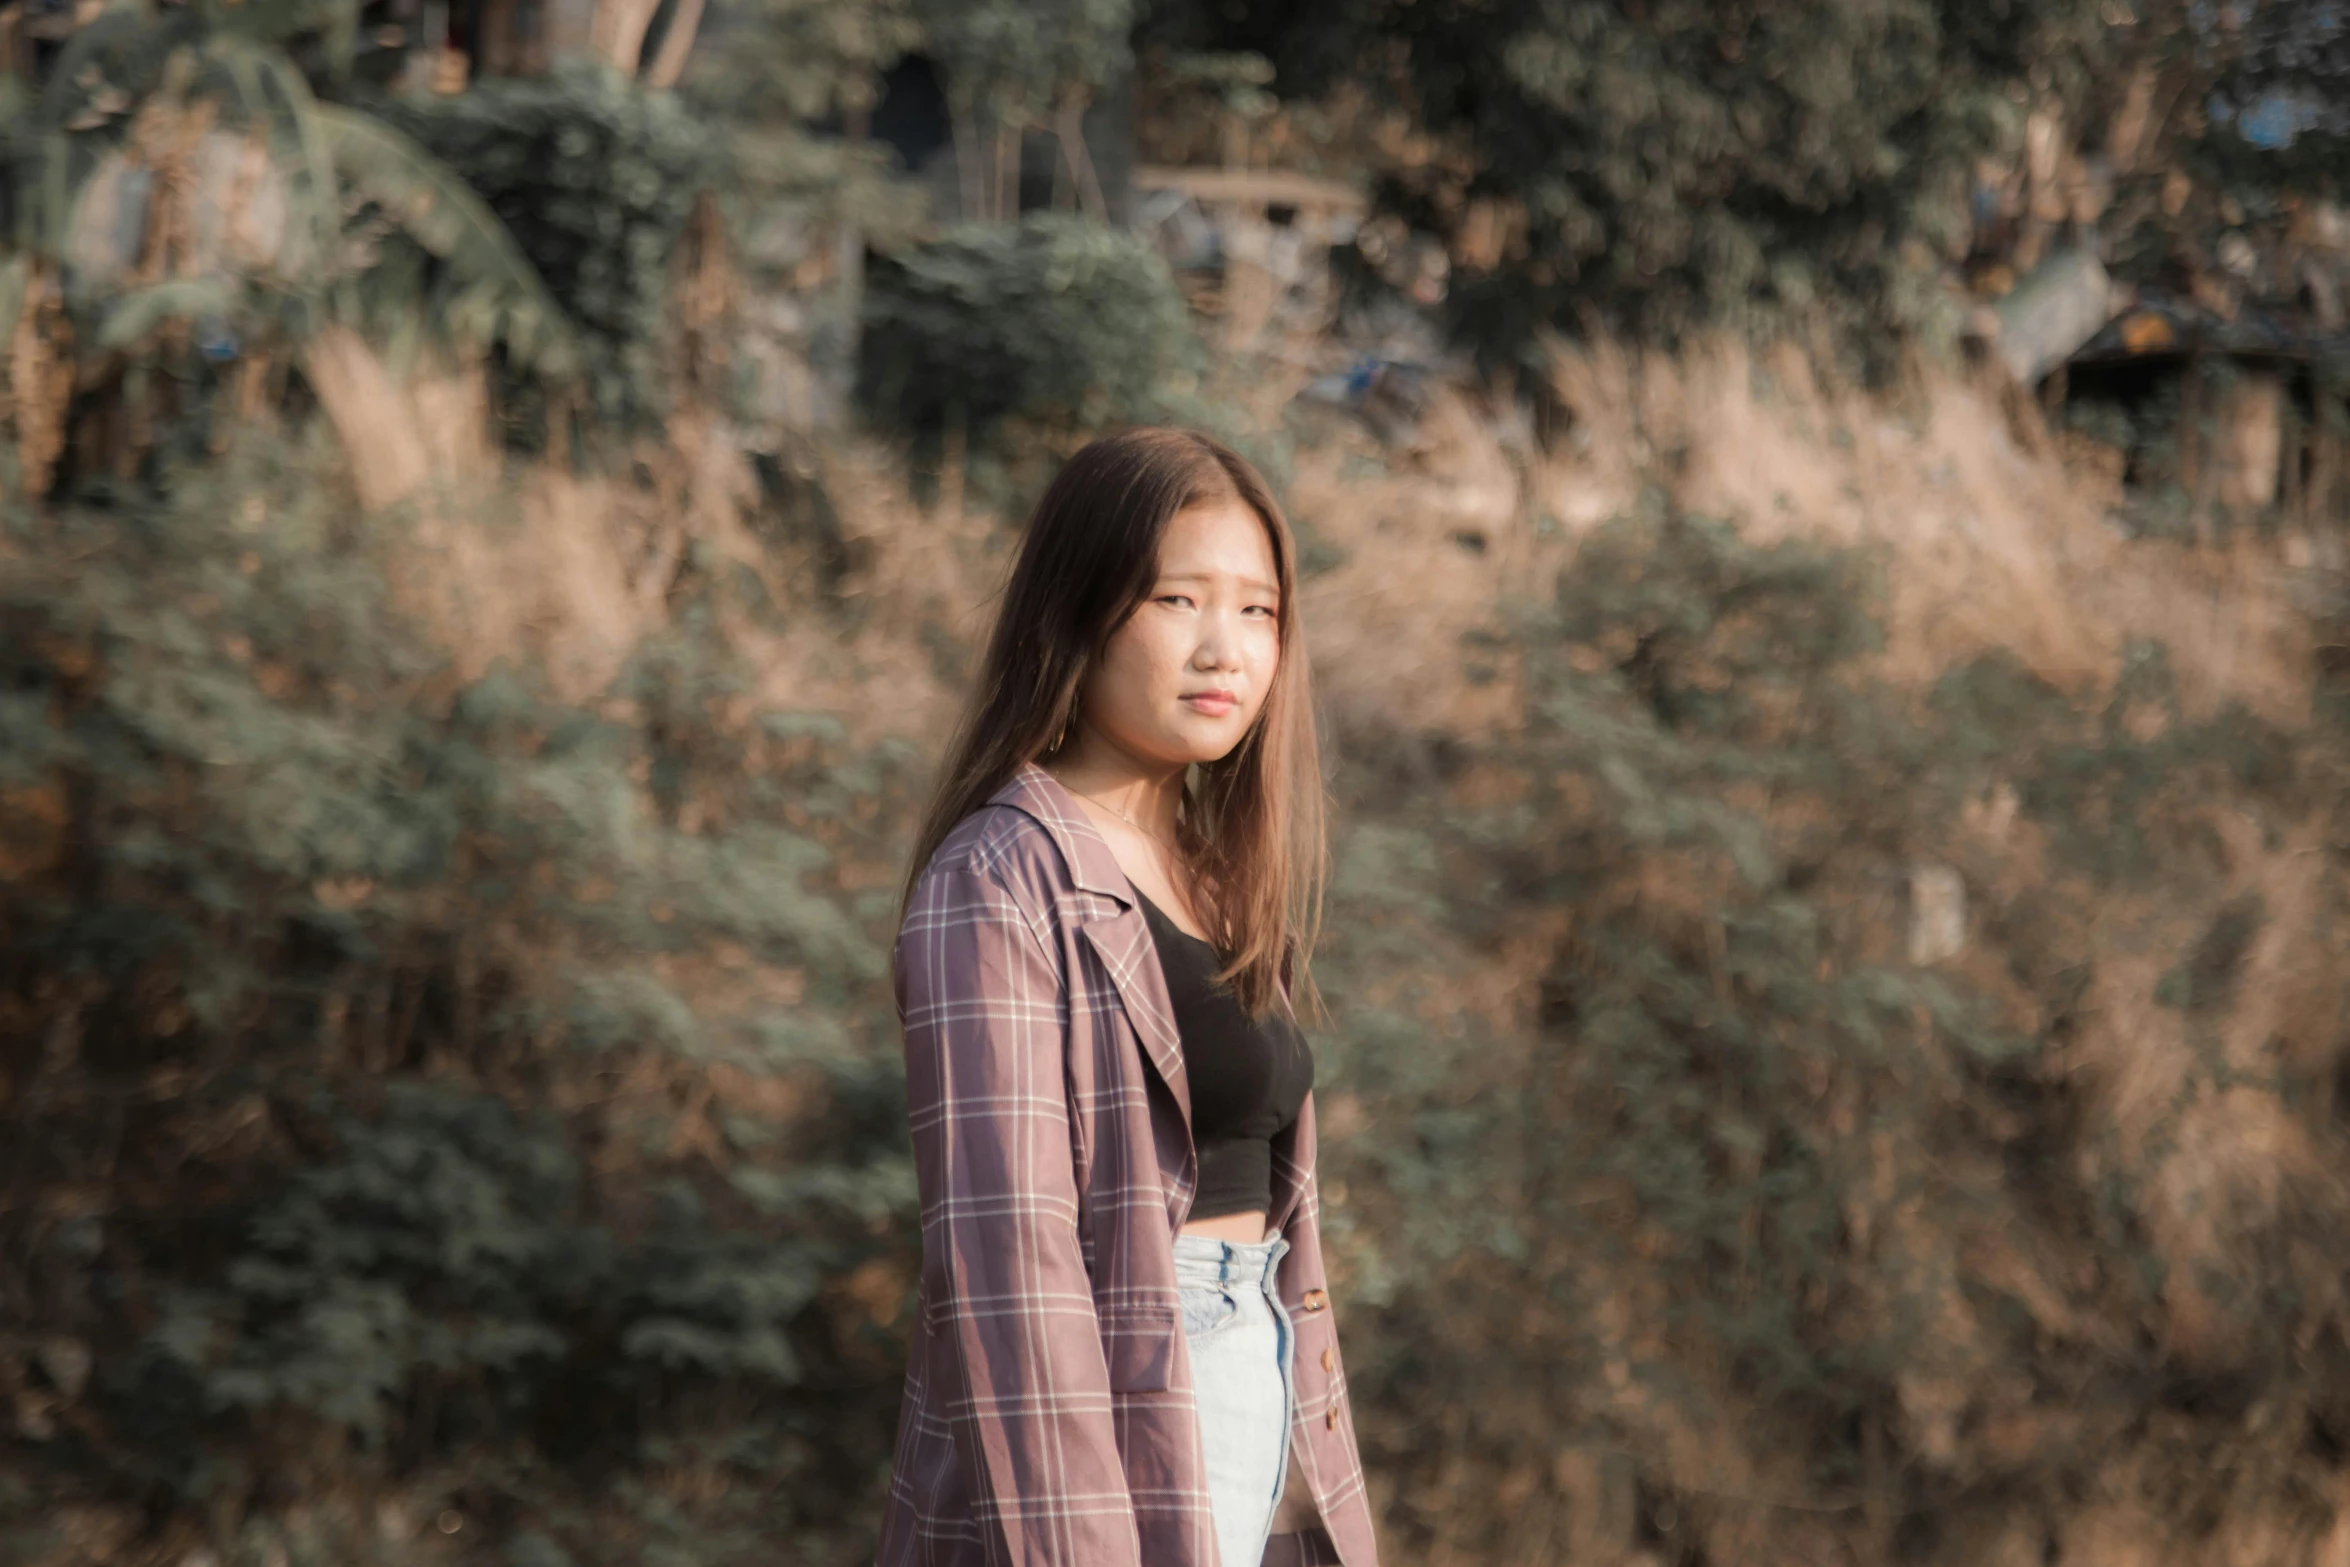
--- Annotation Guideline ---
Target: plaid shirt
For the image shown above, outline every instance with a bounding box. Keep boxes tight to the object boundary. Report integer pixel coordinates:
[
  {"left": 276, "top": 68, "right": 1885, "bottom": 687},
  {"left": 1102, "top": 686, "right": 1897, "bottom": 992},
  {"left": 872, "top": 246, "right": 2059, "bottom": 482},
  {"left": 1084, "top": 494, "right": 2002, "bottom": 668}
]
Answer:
[{"left": 877, "top": 763, "right": 1377, "bottom": 1567}]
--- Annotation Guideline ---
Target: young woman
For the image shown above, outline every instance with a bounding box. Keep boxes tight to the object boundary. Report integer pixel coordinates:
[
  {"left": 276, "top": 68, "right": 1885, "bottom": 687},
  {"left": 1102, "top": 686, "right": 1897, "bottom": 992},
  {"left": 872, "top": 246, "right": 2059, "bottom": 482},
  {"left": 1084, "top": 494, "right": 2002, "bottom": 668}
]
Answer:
[{"left": 876, "top": 428, "right": 1377, "bottom": 1567}]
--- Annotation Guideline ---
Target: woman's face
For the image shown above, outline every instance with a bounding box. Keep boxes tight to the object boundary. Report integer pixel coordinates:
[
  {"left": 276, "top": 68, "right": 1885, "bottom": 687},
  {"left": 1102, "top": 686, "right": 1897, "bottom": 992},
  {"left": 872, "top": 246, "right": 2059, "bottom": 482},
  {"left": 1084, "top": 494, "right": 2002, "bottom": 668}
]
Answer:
[{"left": 1080, "top": 498, "right": 1283, "bottom": 772}]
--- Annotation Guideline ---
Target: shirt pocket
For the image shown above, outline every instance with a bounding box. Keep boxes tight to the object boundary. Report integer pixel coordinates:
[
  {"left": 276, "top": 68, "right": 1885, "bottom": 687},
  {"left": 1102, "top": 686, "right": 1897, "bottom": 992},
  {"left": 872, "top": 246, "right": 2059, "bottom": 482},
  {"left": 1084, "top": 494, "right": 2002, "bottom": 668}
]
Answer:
[{"left": 1097, "top": 1302, "right": 1179, "bottom": 1393}]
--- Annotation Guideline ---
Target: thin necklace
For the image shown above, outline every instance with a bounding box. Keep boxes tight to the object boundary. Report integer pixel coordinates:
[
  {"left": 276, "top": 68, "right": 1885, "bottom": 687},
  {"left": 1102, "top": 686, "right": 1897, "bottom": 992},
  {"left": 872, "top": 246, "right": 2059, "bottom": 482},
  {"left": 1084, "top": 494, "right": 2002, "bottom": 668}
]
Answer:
[
  {"left": 1070, "top": 786, "right": 1183, "bottom": 858},
  {"left": 1071, "top": 786, "right": 1209, "bottom": 936}
]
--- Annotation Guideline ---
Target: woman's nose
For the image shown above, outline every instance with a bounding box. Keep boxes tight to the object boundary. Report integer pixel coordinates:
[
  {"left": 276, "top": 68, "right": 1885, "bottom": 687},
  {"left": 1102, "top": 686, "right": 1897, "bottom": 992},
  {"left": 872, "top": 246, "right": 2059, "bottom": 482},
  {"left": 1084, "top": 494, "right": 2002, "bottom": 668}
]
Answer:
[{"left": 1192, "top": 616, "right": 1246, "bottom": 671}]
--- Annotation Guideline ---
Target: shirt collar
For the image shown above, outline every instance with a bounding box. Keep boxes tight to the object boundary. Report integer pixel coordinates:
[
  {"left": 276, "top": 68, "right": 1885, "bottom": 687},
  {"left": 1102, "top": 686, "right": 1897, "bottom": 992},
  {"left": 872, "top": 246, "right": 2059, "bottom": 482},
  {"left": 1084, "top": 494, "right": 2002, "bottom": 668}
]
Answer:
[{"left": 986, "top": 760, "right": 1138, "bottom": 906}]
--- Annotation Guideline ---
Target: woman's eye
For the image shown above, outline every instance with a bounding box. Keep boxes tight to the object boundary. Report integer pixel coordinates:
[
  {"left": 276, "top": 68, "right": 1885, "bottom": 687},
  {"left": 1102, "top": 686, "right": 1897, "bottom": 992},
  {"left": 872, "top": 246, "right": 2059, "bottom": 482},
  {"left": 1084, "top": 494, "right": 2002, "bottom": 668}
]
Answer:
[{"left": 1157, "top": 594, "right": 1195, "bottom": 609}]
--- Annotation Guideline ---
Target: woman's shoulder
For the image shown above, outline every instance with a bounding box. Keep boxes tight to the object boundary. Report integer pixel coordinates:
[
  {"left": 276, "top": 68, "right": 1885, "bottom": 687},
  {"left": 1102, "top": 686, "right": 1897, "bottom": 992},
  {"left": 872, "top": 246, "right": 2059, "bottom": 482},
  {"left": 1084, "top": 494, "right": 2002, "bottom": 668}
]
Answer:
[{"left": 914, "top": 800, "right": 1079, "bottom": 909}]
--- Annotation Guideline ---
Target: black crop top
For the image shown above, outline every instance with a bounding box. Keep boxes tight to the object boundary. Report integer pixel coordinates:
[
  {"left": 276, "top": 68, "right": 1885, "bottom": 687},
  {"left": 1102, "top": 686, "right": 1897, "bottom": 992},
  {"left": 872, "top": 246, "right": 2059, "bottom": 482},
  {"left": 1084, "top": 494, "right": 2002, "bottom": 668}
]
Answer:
[{"left": 1135, "top": 891, "right": 1314, "bottom": 1220}]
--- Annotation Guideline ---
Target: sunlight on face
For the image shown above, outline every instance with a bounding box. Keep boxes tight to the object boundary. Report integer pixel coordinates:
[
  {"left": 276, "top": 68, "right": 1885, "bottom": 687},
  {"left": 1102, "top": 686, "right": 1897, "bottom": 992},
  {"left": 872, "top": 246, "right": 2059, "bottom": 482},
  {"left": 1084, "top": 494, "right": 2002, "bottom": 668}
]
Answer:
[{"left": 1080, "top": 498, "right": 1283, "bottom": 772}]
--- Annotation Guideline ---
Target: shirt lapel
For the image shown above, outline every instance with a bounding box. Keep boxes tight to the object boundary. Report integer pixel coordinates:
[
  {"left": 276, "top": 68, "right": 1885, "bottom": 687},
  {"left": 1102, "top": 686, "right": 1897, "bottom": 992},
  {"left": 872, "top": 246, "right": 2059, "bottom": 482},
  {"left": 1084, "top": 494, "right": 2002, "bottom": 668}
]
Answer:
[
  {"left": 1079, "top": 906, "right": 1193, "bottom": 1139},
  {"left": 988, "top": 761, "right": 1195, "bottom": 1142}
]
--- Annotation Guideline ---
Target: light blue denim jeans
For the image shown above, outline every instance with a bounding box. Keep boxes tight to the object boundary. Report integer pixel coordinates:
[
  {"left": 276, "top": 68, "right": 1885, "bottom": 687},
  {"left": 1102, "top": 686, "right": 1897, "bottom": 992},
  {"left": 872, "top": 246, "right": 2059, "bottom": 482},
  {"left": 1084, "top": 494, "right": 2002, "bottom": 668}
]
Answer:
[{"left": 1174, "top": 1231, "right": 1295, "bottom": 1567}]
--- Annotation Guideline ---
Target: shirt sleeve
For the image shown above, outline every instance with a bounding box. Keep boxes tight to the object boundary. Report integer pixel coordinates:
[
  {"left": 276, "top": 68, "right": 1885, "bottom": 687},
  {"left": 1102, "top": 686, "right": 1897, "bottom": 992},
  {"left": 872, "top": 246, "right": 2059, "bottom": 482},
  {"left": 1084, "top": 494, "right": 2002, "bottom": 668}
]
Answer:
[{"left": 896, "top": 861, "right": 1141, "bottom": 1567}]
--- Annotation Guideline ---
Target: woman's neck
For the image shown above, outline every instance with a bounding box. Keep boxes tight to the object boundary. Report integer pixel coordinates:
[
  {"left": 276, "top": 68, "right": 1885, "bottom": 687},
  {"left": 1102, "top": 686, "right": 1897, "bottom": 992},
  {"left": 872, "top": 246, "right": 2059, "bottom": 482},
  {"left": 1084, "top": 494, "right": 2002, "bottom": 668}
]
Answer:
[{"left": 1046, "top": 738, "right": 1186, "bottom": 843}]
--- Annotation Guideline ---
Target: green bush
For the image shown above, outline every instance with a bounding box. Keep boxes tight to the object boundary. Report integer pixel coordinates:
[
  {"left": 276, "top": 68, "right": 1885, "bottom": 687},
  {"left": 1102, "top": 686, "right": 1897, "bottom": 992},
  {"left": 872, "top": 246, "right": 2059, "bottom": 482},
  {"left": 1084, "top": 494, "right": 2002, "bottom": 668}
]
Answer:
[
  {"left": 1306, "top": 502, "right": 2350, "bottom": 1559},
  {"left": 857, "top": 212, "right": 1251, "bottom": 492},
  {"left": 1170, "top": 0, "right": 2108, "bottom": 373},
  {"left": 0, "top": 432, "right": 917, "bottom": 1561},
  {"left": 369, "top": 66, "right": 721, "bottom": 432}
]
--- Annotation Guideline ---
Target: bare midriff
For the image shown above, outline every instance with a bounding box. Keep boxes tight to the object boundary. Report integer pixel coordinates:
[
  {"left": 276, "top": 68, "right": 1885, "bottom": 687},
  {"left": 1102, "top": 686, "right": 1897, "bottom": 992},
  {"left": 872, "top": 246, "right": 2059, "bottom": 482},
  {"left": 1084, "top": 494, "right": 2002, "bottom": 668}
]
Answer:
[{"left": 1180, "top": 1208, "right": 1272, "bottom": 1244}]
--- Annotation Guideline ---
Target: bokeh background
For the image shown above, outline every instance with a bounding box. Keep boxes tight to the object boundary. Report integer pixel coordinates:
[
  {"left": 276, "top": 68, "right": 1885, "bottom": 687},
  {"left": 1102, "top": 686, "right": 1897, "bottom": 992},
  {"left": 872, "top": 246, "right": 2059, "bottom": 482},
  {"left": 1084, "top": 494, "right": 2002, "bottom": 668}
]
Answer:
[{"left": 9, "top": 3, "right": 2350, "bottom": 1564}]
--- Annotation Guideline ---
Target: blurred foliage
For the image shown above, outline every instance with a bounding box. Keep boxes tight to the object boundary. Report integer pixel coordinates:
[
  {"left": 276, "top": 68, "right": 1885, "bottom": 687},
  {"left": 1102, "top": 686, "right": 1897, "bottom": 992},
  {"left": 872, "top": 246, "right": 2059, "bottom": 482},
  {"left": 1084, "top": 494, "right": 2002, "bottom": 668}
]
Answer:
[
  {"left": 0, "top": 4, "right": 580, "bottom": 494},
  {"left": 858, "top": 210, "right": 1263, "bottom": 500},
  {"left": 13, "top": 2, "right": 2350, "bottom": 1564},
  {"left": 1164, "top": 0, "right": 2110, "bottom": 372},
  {"left": 1326, "top": 513, "right": 1971, "bottom": 1469},
  {"left": 1305, "top": 501, "right": 2350, "bottom": 1558},
  {"left": 15, "top": 437, "right": 2348, "bottom": 1559},
  {"left": 859, "top": 211, "right": 1194, "bottom": 432},
  {"left": 0, "top": 431, "right": 919, "bottom": 1564},
  {"left": 319, "top": 102, "right": 584, "bottom": 377},
  {"left": 681, "top": 0, "right": 925, "bottom": 247},
  {"left": 368, "top": 67, "right": 718, "bottom": 433},
  {"left": 911, "top": 0, "right": 1133, "bottom": 124},
  {"left": 686, "top": 0, "right": 918, "bottom": 127},
  {"left": 680, "top": 0, "right": 928, "bottom": 434}
]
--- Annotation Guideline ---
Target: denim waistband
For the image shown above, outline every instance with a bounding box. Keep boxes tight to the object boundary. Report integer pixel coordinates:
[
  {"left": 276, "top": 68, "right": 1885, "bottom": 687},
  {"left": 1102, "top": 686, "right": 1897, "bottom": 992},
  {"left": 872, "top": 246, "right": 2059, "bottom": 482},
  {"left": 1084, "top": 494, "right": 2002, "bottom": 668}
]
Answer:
[{"left": 1172, "top": 1231, "right": 1290, "bottom": 1291}]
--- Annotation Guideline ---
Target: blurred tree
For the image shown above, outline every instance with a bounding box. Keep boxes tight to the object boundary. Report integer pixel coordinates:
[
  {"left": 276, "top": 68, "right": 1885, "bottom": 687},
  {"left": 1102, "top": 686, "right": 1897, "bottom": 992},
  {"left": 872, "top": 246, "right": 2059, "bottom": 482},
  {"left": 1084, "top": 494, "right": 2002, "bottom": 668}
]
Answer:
[
  {"left": 0, "top": 5, "right": 579, "bottom": 493},
  {"left": 686, "top": 0, "right": 916, "bottom": 126},
  {"left": 1430, "top": 0, "right": 2104, "bottom": 367},
  {"left": 0, "top": 428, "right": 921, "bottom": 1564},
  {"left": 1307, "top": 498, "right": 2346, "bottom": 1561},
  {"left": 678, "top": 0, "right": 927, "bottom": 432},
  {"left": 1158, "top": 0, "right": 2111, "bottom": 374},
  {"left": 368, "top": 65, "right": 717, "bottom": 434},
  {"left": 913, "top": 0, "right": 1132, "bottom": 220},
  {"left": 857, "top": 209, "right": 1267, "bottom": 506}
]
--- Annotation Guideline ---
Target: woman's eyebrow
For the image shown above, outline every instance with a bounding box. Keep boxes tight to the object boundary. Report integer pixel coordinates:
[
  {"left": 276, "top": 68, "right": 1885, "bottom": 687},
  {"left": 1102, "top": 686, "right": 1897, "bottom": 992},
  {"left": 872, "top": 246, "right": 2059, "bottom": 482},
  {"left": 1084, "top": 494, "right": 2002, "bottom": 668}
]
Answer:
[{"left": 1158, "top": 569, "right": 1281, "bottom": 595}]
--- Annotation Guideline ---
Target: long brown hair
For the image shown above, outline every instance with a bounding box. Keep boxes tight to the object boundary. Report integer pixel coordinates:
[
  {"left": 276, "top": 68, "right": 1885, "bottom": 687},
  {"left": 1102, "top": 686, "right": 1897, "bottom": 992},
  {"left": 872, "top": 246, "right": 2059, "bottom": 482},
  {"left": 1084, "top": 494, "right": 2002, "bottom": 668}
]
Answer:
[{"left": 900, "top": 426, "right": 1325, "bottom": 1016}]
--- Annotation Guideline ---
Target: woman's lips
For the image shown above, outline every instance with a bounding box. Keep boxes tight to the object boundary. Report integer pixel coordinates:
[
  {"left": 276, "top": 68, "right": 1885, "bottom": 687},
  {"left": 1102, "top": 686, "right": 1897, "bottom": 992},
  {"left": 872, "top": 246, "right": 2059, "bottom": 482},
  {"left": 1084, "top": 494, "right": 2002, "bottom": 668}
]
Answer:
[{"left": 1181, "top": 691, "right": 1238, "bottom": 717}]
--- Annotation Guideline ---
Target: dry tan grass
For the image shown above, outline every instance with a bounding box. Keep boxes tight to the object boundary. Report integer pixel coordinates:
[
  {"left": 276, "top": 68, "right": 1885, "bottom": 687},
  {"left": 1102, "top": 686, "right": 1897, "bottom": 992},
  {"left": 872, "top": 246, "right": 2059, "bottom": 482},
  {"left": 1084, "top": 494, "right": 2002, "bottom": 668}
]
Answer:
[
  {"left": 308, "top": 322, "right": 2331, "bottom": 761},
  {"left": 1279, "top": 331, "right": 2320, "bottom": 792},
  {"left": 1289, "top": 383, "right": 1566, "bottom": 742},
  {"left": 1543, "top": 336, "right": 2314, "bottom": 721},
  {"left": 300, "top": 339, "right": 978, "bottom": 738}
]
